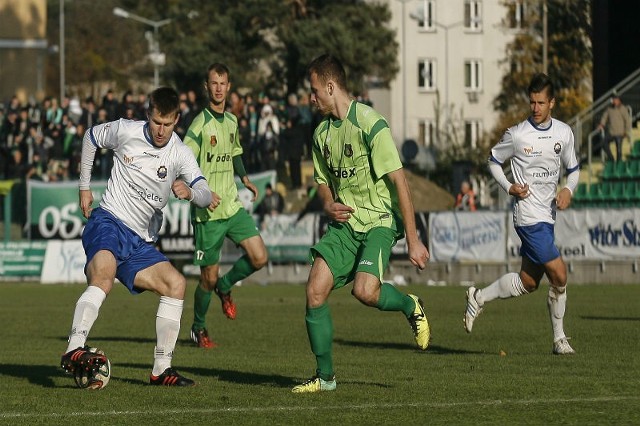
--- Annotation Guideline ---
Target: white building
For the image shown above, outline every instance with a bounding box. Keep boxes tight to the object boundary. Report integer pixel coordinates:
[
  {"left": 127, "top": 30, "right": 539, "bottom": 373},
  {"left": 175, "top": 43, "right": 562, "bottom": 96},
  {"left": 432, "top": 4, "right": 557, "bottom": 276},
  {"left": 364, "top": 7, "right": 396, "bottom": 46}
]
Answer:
[{"left": 372, "top": 0, "right": 521, "bottom": 160}]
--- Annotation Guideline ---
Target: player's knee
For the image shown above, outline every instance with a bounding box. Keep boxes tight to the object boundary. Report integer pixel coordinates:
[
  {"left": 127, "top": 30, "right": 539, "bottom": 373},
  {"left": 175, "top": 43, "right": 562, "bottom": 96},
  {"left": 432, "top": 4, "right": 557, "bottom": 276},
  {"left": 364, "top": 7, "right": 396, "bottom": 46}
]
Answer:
[
  {"left": 520, "top": 276, "right": 539, "bottom": 293},
  {"left": 251, "top": 251, "right": 268, "bottom": 270},
  {"left": 351, "top": 286, "right": 377, "bottom": 307}
]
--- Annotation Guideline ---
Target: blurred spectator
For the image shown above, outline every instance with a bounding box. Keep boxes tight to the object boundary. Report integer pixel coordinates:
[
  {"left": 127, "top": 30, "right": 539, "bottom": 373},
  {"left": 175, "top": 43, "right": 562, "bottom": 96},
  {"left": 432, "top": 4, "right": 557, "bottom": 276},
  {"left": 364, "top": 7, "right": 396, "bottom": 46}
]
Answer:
[
  {"left": 256, "top": 182, "right": 284, "bottom": 222},
  {"left": 596, "top": 95, "right": 632, "bottom": 162},
  {"left": 280, "top": 116, "right": 304, "bottom": 189},
  {"left": 296, "top": 185, "right": 323, "bottom": 222},
  {"left": 101, "top": 89, "right": 119, "bottom": 121},
  {"left": 454, "top": 180, "right": 477, "bottom": 211},
  {"left": 259, "top": 121, "right": 279, "bottom": 171}
]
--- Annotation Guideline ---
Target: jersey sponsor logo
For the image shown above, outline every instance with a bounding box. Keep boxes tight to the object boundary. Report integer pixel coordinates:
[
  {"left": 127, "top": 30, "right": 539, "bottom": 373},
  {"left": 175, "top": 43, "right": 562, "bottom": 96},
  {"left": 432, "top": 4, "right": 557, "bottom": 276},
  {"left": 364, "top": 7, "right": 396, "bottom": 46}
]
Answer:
[
  {"left": 523, "top": 146, "right": 542, "bottom": 156},
  {"left": 358, "top": 259, "right": 373, "bottom": 266},
  {"left": 157, "top": 165, "right": 167, "bottom": 179},
  {"left": 531, "top": 168, "right": 559, "bottom": 179},
  {"left": 144, "top": 151, "right": 160, "bottom": 158},
  {"left": 344, "top": 144, "right": 353, "bottom": 157},
  {"left": 206, "top": 152, "right": 232, "bottom": 162},
  {"left": 323, "top": 144, "right": 330, "bottom": 159},
  {"left": 128, "top": 182, "right": 163, "bottom": 203},
  {"left": 554, "top": 142, "right": 561, "bottom": 154},
  {"left": 210, "top": 135, "right": 217, "bottom": 147},
  {"left": 331, "top": 167, "right": 356, "bottom": 178},
  {"left": 123, "top": 154, "right": 134, "bottom": 164}
]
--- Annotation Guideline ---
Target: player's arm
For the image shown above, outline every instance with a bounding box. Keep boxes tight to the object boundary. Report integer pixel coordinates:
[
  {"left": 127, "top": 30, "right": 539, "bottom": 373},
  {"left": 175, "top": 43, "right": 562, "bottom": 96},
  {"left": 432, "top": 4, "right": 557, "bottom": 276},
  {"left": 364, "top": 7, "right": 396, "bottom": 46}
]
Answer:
[
  {"left": 386, "top": 168, "right": 429, "bottom": 270},
  {"left": 77, "top": 121, "right": 119, "bottom": 218},
  {"left": 233, "top": 155, "right": 258, "bottom": 202},
  {"left": 557, "top": 130, "right": 580, "bottom": 210},
  {"left": 488, "top": 129, "right": 529, "bottom": 199}
]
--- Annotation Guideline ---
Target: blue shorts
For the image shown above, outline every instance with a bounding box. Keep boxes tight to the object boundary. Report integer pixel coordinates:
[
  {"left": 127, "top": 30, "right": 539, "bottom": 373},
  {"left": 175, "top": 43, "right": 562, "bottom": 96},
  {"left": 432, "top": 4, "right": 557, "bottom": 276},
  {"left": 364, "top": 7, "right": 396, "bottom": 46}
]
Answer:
[
  {"left": 82, "top": 207, "right": 168, "bottom": 294},
  {"left": 515, "top": 222, "right": 560, "bottom": 265}
]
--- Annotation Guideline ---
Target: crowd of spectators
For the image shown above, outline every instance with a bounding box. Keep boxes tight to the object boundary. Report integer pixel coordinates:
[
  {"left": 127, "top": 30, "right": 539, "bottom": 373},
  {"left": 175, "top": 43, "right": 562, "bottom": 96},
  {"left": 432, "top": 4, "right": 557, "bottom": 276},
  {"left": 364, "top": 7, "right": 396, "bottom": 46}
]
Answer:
[{"left": 0, "top": 87, "right": 330, "bottom": 191}]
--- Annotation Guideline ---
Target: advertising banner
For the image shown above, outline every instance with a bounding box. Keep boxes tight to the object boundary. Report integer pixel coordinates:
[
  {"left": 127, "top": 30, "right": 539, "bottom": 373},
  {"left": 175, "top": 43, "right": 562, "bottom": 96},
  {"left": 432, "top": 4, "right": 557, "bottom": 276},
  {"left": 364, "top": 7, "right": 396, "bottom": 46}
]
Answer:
[
  {"left": 429, "top": 211, "right": 507, "bottom": 261},
  {"left": 0, "top": 241, "right": 47, "bottom": 279},
  {"left": 259, "top": 213, "right": 316, "bottom": 262},
  {"left": 509, "top": 208, "right": 640, "bottom": 260}
]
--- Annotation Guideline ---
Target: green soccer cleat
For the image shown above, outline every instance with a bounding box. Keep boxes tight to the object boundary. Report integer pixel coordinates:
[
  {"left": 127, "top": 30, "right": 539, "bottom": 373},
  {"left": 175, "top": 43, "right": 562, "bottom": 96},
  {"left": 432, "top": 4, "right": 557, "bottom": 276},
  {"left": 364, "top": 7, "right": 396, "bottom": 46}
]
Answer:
[
  {"left": 407, "top": 294, "right": 430, "bottom": 350},
  {"left": 292, "top": 375, "right": 336, "bottom": 393}
]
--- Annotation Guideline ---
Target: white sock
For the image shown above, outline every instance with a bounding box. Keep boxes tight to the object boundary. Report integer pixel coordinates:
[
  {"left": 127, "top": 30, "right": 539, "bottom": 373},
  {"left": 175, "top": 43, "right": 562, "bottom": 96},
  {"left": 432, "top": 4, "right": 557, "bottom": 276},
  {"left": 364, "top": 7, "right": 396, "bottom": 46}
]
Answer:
[
  {"left": 152, "top": 296, "right": 183, "bottom": 376},
  {"left": 66, "top": 286, "right": 106, "bottom": 353},
  {"left": 477, "top": 272, "right": 528, "bottom": 305},
  {"left": 547, "top": 286, "right": 567, "bottom": 341}
]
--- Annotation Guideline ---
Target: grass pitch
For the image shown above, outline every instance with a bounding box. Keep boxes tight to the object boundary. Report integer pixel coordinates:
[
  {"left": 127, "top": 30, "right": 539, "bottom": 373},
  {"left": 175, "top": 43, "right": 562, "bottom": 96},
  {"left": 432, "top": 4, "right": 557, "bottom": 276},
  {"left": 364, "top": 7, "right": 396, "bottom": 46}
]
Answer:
[{"left": 0, "top": 281, "right": 638, "bottom": 425}]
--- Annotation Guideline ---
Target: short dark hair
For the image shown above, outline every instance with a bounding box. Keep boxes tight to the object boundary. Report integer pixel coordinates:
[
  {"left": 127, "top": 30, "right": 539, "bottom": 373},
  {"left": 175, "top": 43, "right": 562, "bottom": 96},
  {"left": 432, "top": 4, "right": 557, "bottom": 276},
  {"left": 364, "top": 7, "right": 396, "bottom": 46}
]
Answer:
[
  {"left": 528, "top": 73, "right": 555, "bottom": 99},
  {"left": 206, "top": 63, "right": 230, "bottom": 80},
  {"left": 147, "top": 87, "right": 180, "bottom": 117},
  {"left": 308, "top": 54, "right": 347, "bottom": 91}
]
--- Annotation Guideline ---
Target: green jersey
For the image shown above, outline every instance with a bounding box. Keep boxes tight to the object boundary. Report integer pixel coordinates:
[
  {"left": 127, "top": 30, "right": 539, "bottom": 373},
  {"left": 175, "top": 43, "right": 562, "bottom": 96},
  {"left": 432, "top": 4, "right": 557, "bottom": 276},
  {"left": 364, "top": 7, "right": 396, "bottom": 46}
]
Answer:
[
  {"left": 312, "top": 100, "right": 404, "bottom": 234},
  {"left": 184, "top": 108, "right": 243, "bottom": 222}
]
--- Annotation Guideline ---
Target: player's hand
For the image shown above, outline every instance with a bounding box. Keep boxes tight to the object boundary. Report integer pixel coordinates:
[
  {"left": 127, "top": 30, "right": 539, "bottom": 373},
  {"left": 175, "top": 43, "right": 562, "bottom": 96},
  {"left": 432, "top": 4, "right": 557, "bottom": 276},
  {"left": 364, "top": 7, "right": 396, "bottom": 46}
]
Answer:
[
  {"left": 79, "top": 189, "right": 93, "bottom": 219},
  {"left": 325, "top": 202, "right": 354, "bottom": 223},
  {"left": 556, "top": 187, "right": 572, "bottom": 210},
  {"left": 171, "top": 180, "right": 192, "bottom": 200},
  {"left": 244, "top": 179, "right": 258, "bottom": 202},
  {"left": 208, "top": 191, "right": 222, "bottom": 210},
  {"left": 509, "top": 183, "right": 530, "bottom": 199},
  {"left": 408, "top": 240, "right": 430, "bottom": 270}
]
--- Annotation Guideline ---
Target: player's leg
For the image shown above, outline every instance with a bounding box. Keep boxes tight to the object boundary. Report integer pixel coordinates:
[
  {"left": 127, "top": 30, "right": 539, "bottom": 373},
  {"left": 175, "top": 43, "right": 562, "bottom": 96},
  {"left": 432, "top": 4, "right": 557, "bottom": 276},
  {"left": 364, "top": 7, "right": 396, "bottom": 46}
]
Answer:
[
  {"left": 62, "top": 209, "right": 117, "bottom": 374},
  {"left": 190, "top": 265, "right": 219, "bottom": 347},
  {"left": 191, "top": 220, "right": 225, "bottom": 341},
  {"left": 292, "top": 256, "right": 337, "bottom": 393},
  {"left": 216, "top": 209, "right": 266, "bottom": 296},
  {"left": 293, "top": 224, "right": 356, "bottom": 393},
  {"left": 135, "top": 260, "right": 195, "bottom": 386},
  {"left": 351, "top": 227, "right": 429, "bottom": 349},
  {"left": 544, "top": 256, "right": 574, "bottom": 354}
]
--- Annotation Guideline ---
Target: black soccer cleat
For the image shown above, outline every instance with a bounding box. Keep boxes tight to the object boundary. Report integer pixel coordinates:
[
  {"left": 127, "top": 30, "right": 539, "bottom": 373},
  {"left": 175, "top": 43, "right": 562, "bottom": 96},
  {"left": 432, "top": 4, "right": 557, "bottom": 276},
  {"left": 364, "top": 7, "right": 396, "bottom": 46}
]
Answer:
[
  {"left": 60, "top": 345, "right": 107, "bottom": 375},
  {"left": 149, "top": 368, "right": 196, "bottom": 387}
]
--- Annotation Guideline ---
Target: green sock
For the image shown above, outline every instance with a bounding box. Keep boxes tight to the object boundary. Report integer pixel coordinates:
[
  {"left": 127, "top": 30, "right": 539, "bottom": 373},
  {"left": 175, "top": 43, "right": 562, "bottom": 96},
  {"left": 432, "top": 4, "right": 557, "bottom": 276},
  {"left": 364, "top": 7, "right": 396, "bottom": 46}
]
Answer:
[
  {"left": 377, "top": 282, "right": 415, "bottom": 317},
  {"left": 192, "top": 283, "right": 212, "bottom": 330},
  {"left": 306, "top": 303, "right": 334, "bottom": 381},
  {"left": 217, "top": 255, "right": 256, "bottom": 294}
]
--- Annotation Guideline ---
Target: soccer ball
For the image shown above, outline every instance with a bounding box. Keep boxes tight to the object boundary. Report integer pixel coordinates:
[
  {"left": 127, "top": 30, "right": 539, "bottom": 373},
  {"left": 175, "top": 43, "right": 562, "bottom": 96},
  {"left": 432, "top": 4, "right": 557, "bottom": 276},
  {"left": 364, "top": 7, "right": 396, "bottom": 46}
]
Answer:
[{"left": 74, "top": 347, "right": 111, "bottom": 390}]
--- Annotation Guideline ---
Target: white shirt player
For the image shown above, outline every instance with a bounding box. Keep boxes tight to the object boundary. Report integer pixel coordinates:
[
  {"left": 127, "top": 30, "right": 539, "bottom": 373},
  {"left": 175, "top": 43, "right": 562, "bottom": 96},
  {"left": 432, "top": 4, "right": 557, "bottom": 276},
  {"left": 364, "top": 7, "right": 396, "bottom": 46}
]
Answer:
[
  {"left": 490, "top": 117, "right": 579, "bottom": 227},
  {"left": 81, "top": 119, "right": 206, "bottom": 242}
]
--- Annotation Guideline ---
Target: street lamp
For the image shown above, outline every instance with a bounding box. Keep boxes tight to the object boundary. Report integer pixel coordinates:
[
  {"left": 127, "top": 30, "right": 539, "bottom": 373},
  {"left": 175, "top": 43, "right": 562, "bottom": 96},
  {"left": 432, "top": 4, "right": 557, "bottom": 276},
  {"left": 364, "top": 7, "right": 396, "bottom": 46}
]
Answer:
[{"left": 112, "top": 7, "right": 172, "bottom": 88}]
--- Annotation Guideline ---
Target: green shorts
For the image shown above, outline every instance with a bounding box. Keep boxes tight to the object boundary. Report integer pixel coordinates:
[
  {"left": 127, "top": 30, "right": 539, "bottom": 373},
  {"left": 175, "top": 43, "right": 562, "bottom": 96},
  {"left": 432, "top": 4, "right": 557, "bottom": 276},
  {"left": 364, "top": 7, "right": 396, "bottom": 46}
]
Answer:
[
  {"left": 193, "top": 209, "right": 260, "bottom": 266},
  {"left": 310, "top": 222, "right": 399, "bottom": 290}
]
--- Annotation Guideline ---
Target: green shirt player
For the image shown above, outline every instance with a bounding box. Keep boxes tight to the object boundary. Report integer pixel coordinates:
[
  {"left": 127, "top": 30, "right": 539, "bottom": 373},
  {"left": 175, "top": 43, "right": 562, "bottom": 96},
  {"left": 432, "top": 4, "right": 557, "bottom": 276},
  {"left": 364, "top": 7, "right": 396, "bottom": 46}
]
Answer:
[
  {"left": 292, "top": 54, "right": 431, "bottom": 393},
  {"left": 184, "top": 63, "right": 268, "bottom": 348}
]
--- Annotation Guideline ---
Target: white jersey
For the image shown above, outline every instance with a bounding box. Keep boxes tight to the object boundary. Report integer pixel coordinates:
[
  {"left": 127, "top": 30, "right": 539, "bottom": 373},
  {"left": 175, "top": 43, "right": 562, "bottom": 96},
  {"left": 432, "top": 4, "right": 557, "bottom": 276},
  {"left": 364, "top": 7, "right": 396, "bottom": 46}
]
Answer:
[
  {"left": 490, "top": 117, "right": 579, "bottom": 227},
  {"left": 88, "top": 119, "right": 206, "bottom": 242}
]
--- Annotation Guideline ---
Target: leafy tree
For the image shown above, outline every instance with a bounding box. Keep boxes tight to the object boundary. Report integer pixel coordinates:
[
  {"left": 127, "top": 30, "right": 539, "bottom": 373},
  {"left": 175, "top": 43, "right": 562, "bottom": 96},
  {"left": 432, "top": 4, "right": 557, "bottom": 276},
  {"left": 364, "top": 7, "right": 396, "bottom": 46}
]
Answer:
[
  {"left": 49, "top": 0, "right": 399, "bottom": 99},
  {"left": 491, "top": 0, "right": 592, "bottom": 145}
]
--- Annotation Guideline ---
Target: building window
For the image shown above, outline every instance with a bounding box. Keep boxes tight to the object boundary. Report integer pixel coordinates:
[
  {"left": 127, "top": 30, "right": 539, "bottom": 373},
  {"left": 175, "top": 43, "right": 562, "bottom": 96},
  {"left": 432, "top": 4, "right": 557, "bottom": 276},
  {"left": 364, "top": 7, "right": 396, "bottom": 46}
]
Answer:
[
  {"left": 418, "top": 59, "right": 436, "bottom": 91},
  {"left": 419, "top": 119, "right": 437, "bottom": 147},
  {"left": 464, "top": 59, "right": 482, "bottom": 92},
  {"left": 506, "top": 0, "right": 526, "bottom": 29},
  {"left": 465, "top": 119, "right": 482, "bottom": 148},
  {"left": 416, "top": 0, "right": 435, "bottom": 31},
  {"left": 464, "top": 0, "right": 482, "bottom": 31}
]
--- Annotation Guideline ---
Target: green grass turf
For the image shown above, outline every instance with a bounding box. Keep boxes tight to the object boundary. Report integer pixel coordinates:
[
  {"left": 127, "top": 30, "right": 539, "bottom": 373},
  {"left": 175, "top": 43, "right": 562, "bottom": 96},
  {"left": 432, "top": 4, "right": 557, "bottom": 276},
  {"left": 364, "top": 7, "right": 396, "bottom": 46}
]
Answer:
[{"left": 0, "top": 281, "right": 638, "bottom": 425}]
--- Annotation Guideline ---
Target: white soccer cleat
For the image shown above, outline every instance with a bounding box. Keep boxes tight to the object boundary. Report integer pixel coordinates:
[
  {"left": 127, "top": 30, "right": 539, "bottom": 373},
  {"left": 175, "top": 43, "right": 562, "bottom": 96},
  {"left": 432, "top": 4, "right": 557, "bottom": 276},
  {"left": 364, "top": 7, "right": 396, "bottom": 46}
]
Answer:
[
  {"left": 553, "top": 337, "right": 575, "bottom": 355},
  {"left": 464, "top": 286, "right": 483, "bottom": 333}
]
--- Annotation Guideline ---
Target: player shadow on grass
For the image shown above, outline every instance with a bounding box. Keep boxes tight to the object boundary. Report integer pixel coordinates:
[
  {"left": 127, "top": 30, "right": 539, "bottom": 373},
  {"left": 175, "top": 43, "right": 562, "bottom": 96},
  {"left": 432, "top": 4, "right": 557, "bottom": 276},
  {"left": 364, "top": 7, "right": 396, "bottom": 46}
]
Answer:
[
  {"left": 0, "top": 363, "right": 138, "bottom": 388},
  {"left": 333, "top": 338, "right": 484, "bottom": 355},
  {"left": 119, "top": 362, "right": 298, "bottom": 388},
  {"left": 55, "top": 335, "right": 156, "bottom": 344},
  {"left": 580, "top": 315, "right": 640, "bottom": 321}
]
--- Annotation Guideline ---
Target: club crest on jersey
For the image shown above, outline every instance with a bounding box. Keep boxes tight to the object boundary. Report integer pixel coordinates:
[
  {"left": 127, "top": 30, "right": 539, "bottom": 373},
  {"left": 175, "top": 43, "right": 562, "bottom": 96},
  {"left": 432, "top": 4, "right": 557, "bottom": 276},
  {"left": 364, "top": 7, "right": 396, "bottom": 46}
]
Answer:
[
  {"left": 323, "top": 144, "right": 330, "bottom": 159},
  {"left": 344, "top": 144, "right": 353, "bottom": 157},
  {"left": 210, "top": 135, "right": 217, "bottom": 147},
  {"left": 157, "top": 165, "right": 167, "bottom": 179},
  {"left": 554, "top": 142, "right": 561, "bottom": 154}
]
